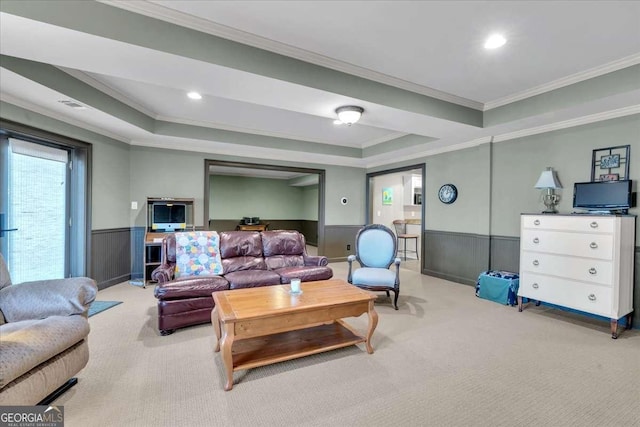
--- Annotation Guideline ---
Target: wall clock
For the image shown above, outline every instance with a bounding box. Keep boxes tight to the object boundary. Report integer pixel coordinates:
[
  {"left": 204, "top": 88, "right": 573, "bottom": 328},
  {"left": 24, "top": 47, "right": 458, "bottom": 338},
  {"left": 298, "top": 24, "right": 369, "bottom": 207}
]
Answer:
[{"left": 438, "top": 184, "right": 458, "bottom": 204}]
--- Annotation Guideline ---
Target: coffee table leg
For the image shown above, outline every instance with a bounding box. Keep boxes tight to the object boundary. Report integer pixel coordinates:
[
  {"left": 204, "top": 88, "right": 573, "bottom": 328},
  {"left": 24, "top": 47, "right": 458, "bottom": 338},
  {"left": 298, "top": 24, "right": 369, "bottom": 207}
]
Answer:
[
  {"left": 212, "top": 305, "right": 221, "bottom": 352},
  {"left": 220, "top": 323, "right": 235, "bottom": 391},
  {"left": 365, "top": 300, "right": 378, "bottom": 354}
]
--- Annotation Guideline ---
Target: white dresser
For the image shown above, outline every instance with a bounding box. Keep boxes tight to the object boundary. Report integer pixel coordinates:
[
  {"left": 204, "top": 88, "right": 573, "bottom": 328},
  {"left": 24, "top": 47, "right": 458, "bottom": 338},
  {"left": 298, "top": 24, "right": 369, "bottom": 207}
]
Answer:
[{"left": 518, "top": 214, "right": 636, "bottom": 338}]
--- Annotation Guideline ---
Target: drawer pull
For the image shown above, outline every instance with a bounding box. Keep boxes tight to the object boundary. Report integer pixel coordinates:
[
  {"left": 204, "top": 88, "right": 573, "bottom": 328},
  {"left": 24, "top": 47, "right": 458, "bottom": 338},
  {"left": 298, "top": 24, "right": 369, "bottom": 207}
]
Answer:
[
  {"left": 588, "top": 294, "right": 596, "bottom": 301},
  {"left": 533, "top": 237, "right": 540, "bottom": 244},
  {"left": 532, "top": 283, "right": 539, "bottom": 289},
  {"left": 589, "top": 242, "right": 598, "bottom": 249},
  {"left": 533, "top": 219, "right": 540, "bottom": 226},
  {"left": 590, "top": 221, "right": 598, "bottom": 229},
  {"left": 589, "top": 268, "right": 597, "bottom": 275},
  {"left": 532, "top": 260, "right": 539, "bottom": 266}
]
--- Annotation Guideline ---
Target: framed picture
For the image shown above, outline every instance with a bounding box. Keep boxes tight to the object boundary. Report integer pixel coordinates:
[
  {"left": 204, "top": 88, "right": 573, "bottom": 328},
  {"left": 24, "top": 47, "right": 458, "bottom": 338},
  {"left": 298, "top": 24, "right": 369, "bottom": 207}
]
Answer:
[
  {"left": 599, "top": 173, "right": 619, "bottom": 181},
  {"left": 591, "top": 145, "right": 630, "bottom": 181},
  {"left": 382, "top": 188, "right": 393, "bottom": 205}
]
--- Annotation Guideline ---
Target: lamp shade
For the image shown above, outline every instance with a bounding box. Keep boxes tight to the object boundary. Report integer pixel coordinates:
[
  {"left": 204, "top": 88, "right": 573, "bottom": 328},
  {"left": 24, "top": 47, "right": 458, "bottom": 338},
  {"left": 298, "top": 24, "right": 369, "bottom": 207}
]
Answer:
[
  {"left": 335, "top": 106, "right": 363, "bottom": 125},
  {"left": 534, "top": 167, "right": 563, "bottom": 189}
]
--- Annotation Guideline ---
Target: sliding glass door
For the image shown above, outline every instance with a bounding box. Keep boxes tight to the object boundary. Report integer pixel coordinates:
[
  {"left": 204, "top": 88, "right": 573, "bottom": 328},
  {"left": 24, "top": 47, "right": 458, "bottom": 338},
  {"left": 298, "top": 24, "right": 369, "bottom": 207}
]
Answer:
[{"left": 0, "top": 137, "right": 70, "bottom": 282}]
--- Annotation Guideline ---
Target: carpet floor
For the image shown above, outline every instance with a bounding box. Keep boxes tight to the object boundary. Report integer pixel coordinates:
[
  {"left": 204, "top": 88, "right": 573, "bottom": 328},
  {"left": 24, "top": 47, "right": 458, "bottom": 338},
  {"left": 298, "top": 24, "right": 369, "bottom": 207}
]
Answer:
[{"left": 58, "top": 262, "right": 639, "bottom": 427}]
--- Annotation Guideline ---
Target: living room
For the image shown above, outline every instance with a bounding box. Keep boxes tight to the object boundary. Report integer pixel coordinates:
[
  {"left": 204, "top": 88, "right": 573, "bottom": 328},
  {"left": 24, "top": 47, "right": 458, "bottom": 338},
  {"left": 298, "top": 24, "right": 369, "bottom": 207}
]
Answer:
[{"left": 1, "top": 1, "right": 639, "bottom": 425}]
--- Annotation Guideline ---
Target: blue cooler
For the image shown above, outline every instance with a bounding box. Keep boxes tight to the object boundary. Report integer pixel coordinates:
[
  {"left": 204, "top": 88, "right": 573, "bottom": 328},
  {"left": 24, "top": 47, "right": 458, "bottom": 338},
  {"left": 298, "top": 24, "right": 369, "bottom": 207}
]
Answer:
[{"left": 475, "top": 271, "right": 519, "bottom": 306}]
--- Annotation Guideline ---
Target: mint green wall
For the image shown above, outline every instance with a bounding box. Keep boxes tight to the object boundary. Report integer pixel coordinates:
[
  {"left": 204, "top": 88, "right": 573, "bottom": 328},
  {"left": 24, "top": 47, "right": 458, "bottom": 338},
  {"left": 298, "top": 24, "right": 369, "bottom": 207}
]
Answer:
[
  {"left": 492, "top": 114, "right": 640, "bottom": 244},
  {"left": 209, "top": 175, "right": 305, "bottom": 219},
  {"left": 301, "top": 185, "right": 319, "bottom": 221},
  {"left": 425, "top": 144, "right": 491, "bottom": 235},
  {"left": 0, "top": 102, "right": 131, "bottom": 230}
]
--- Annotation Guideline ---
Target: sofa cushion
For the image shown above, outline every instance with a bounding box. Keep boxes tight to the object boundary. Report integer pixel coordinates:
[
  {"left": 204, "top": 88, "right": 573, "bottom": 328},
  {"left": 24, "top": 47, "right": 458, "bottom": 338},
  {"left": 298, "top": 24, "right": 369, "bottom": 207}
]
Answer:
[
  {"left": 0, "top": 253, "right": 11, "bottom": 291},
  {"left": 274, "top": 266, "right": 334, "bottom": 284},
  {"left": 224, "top": 270, "right": 282, "bottom": 290},
  {"left": 219, "top": 231, "right": 263, "bottom": 258},
  {"left": 264, "top": 254, "right": 304, "bottom": 270},
  {"left": 175, "top": 231, "right": 223, "bottom": 278},
  {"left": 222, "top": 256, "right": 267, "bottom": 274},
  {"left": 0, "top": 315, "right": 89, "bottom": 388},
  {"left": 154, "top": 276, "right": 229, "bottom": 300},
  {"left": 261, "top": 230, "right": 305, "bottom": 257}
]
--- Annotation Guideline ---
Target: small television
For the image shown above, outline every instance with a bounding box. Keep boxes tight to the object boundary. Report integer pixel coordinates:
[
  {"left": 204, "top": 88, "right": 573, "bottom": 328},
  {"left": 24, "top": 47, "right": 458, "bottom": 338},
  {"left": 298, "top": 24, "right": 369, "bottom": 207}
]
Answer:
[
  {"left": 573, "top": 180, "right": 634, "bottom": 212},
  {"left": 152, "top": 203, "right": 186, "bottom": 231}
]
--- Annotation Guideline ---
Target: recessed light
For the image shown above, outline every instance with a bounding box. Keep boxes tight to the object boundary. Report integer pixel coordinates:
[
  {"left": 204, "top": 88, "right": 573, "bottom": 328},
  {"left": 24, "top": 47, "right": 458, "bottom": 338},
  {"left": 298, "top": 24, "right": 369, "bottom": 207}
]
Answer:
[
  {"left": 484, "top": 34, "right": 506, "bottom": 49},
  {"left": 187, "top": 91, "right": 202, "bottom": 100}
]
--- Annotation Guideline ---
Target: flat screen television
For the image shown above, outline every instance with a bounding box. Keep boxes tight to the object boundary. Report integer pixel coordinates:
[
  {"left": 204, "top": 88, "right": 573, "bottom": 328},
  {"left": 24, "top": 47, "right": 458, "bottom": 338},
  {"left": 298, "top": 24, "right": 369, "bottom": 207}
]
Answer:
[
  {"left": 152, "top": 203, "right": 186, "bottom": 231},
  {"left": 573, "top": 180, "right": 633, "bottom": 212}
]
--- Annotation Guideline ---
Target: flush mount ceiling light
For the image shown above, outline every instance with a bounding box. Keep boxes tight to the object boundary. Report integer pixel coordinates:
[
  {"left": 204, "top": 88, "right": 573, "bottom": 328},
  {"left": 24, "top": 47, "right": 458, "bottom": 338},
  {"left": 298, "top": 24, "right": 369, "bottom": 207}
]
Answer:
[
  {"left": 335, "top": 106, "right": 364, "bottom": 125},
  {"left": 484, "top": 34, "right": 507, "bottom": 49},
  {"left": 187, "top": 91, "right": 202, "bottom": 100}
]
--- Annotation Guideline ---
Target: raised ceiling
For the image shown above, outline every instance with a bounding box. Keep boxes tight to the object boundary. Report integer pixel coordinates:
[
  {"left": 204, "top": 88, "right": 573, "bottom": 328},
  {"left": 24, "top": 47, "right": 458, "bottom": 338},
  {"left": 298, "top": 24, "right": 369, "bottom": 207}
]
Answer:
[{"left": 1, "top": 1, "right": 639, "bottom": 168}]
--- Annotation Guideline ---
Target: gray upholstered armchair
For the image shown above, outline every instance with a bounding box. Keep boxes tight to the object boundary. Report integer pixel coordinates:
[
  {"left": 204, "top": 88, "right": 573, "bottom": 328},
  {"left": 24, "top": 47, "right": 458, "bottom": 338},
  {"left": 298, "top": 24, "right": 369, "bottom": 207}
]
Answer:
[
  {"left": 347, "top": 224, "right": 401, "bottom": 310},
  {"left": 0, "top": 254, "right": 97, "bottom": 405}
]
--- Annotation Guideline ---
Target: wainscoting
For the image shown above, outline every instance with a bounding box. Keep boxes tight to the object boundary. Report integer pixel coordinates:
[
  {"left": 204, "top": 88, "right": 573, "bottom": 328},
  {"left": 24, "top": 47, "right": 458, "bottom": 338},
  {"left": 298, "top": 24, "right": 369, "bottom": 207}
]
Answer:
[
  {"left": 208, "top": 219, "right": 318, "bottom": 245},
  {"left": 324, "top": 225, "right": 362, "bottom": 262},
  {"left": 91, "top": 228, "right": 131, "bottom": 290}
]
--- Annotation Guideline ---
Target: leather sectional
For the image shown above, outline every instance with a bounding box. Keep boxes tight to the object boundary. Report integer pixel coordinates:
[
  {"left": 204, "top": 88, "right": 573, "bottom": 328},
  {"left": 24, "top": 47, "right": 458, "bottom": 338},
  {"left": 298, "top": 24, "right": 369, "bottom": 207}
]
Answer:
[{"left": 152, "top": 230, "right": 332, "bottom": 335}]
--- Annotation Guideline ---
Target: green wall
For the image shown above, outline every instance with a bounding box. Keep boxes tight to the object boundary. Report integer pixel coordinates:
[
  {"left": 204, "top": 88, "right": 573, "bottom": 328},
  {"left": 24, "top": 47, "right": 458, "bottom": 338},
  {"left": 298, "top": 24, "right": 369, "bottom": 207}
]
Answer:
[
  {"left": 209, "top": 175, "right": 315, "bottom": 220},
  {"left": 301, "top": 185, "right": 319, "bottom": 221}
]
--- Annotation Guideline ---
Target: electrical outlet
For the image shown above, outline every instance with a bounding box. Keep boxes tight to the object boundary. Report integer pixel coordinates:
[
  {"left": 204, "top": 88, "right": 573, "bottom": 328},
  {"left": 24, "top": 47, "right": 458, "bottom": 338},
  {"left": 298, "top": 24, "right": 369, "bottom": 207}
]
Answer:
[
  {"left": 347, "top": 244, "right": 351, "bottom": 250},
  {"left": 131, "top": 201, "right": 138, "bottom": 210}
]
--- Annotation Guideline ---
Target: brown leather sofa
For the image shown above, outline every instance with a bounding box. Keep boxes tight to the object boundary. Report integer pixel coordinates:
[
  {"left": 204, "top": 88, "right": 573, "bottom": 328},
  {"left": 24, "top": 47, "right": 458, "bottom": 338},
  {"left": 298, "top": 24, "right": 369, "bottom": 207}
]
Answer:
[{"left": 152, "top": 230, "right": 332, "bottom": 335}]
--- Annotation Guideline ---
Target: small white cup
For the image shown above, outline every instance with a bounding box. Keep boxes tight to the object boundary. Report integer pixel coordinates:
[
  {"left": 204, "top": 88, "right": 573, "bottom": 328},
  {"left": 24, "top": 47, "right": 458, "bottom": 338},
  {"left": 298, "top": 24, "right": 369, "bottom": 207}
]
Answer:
[{"left": 290, "top": 278, "right": 301, "bottom": 293}]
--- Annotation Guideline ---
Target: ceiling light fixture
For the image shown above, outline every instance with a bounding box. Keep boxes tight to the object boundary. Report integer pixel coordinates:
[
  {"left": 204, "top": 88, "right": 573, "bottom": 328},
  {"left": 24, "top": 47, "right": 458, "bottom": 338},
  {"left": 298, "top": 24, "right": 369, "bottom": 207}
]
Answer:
[
  {"left": 484, "top": 34, "right": 506, "bottom": 49},
  {"left": 335, "top": 106, "right": 364, "bottom": 125},
  {"left": 187, "top": 91, "right": 202, "bottom": 100}
]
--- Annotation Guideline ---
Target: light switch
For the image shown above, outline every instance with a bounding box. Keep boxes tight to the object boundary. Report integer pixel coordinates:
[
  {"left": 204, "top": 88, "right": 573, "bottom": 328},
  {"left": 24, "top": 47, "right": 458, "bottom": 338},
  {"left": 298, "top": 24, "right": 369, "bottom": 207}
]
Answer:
[
  {"left": 411, "top": 211, "right": 415, "bottom": 217},
  {"left": 131, "top": 201, "right": 138, "bottom": 210},
  {"left": 377, "top": 210, "right": 381, "bottom": 217}
]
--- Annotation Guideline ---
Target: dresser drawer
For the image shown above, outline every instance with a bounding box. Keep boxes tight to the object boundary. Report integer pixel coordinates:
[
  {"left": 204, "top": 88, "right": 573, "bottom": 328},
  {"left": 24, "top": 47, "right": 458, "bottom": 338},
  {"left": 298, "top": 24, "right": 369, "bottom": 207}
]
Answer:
[
  {"left": 521, "top": 229, "right": 613, "bottom": 260},
  {"left": 518, "top": 273, "right": 613, "bottom": 317},
  {"left": 522, "top": 215, "right": 614, "bottom": 234},
  {"left": 520, "top": 251, "right": 613, "bottom": 286}
]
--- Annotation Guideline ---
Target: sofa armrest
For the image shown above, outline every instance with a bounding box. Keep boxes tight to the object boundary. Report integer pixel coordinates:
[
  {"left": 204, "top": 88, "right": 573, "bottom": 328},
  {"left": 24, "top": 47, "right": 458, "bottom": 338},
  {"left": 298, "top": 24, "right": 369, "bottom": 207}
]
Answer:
[
  {"left": 0, "top": 277, "right": 98, "bottom": 323},
  {"left": 151, "top": 263, "right": 175, "bottom": 283},
  {"left": 303, "top": 255, "right": 329, "bottom": 267}
]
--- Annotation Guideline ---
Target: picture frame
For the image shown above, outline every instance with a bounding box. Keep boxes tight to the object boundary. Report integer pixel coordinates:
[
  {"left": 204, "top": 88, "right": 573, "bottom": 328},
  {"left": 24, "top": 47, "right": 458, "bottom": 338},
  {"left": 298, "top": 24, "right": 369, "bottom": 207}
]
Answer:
[
  {"left": 599, "top": 173, "right": 619, "bottom": 182},
  {"left": 382, "top": 187, "right": 393, "bottom": 205},
  {"left": 591, "top": 145, "right": 630, "bottom": 181}
]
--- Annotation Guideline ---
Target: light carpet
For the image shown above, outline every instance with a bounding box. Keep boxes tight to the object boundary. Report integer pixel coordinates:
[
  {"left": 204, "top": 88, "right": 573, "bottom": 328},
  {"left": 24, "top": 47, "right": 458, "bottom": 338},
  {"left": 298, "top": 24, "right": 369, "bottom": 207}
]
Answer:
[{"left": 58, "top": 262, "right": 639, "bottom": 426}]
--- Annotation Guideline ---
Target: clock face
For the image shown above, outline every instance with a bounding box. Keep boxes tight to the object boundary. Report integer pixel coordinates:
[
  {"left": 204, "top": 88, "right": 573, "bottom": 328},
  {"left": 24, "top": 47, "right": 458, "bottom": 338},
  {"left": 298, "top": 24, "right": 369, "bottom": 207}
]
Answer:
[{"left": 438, "top": 184, "right": 458, "bottom": 204}]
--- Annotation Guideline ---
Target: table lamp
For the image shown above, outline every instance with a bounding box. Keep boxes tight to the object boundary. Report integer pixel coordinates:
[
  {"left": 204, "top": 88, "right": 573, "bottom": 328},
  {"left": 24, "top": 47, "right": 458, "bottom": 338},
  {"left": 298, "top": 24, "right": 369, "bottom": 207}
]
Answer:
[{"left": 534, "top": 167, "right": 562, "bottom": 213}]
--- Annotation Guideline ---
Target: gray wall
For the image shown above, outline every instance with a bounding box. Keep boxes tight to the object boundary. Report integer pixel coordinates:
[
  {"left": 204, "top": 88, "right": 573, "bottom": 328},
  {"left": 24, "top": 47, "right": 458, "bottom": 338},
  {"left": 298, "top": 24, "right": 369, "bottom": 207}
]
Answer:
[{"left": 301, "top": 185, "right": 319, "bottom": 221}]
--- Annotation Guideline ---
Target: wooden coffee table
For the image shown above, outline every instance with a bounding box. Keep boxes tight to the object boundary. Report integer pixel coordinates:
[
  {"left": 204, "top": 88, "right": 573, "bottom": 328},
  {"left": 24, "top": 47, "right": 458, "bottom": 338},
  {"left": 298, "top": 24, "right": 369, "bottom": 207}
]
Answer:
[{"left": 211, "top": 279, "right": 378, "bottom": 390}]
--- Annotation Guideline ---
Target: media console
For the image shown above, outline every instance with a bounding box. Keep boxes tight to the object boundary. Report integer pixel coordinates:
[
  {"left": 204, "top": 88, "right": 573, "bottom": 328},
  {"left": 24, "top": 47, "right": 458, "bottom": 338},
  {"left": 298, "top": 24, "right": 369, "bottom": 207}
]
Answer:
[{"left": 518, "top": 213, "right": 636, "bottom": 338}]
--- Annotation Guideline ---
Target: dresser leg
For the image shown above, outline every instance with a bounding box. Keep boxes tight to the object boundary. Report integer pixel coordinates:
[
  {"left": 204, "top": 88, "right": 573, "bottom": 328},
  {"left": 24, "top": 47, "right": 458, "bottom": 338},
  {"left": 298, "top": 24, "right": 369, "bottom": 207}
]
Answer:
[
  {"left": 610, "top": 318, "right": 618, "bottom": 339},
  {"left": 626, "top": 313, "right": 633, "bottom": 331},
  {"left": 518, "top": 296, "right": 523, "bottom": 312}
]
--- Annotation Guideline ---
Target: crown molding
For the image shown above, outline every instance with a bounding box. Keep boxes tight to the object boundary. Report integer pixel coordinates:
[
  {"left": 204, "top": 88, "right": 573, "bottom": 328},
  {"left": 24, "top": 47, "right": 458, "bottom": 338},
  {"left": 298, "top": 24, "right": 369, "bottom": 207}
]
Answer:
[
  {"left": 58, "top": 67, "right": 159, "bottom": 118},
  {"left": 101, "top": 0, "right": 483, "bottom": 111},
  {"left": 484, "top": 53, "right": 640, "bottom": 111},
  {"left": 130, "top": 138, "right": 366, "bottom": 168},
  {"left": 0, "top": 94, "right": 132, "bottom": 144},
  {"left": 492, "top": 105, "right": 640, "bottom": 143},
  {"left": 156, "top": 115, "right": 366, "bottom": 148}
]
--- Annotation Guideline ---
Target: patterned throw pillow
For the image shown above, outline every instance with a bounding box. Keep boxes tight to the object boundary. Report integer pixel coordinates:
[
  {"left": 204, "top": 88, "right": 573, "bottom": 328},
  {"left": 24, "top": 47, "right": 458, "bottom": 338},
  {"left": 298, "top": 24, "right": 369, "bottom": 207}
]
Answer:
[{"left": 175, "top": 231, "right": 223, "bottom": 278}]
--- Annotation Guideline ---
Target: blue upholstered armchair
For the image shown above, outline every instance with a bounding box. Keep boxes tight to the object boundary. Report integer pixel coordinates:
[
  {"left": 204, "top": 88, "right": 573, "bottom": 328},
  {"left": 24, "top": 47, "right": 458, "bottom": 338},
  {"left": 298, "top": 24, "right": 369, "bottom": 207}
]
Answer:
[{"left": 347, "top": 224, "right": 401, "bottom": 310}]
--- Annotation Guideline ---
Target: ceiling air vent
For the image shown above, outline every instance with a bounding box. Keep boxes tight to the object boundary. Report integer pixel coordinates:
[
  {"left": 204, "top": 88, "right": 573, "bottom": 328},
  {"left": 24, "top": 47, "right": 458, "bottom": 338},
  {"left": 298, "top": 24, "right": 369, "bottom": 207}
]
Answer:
[{"left": 58, "top": 100, "right": 87, "bottom": 110}]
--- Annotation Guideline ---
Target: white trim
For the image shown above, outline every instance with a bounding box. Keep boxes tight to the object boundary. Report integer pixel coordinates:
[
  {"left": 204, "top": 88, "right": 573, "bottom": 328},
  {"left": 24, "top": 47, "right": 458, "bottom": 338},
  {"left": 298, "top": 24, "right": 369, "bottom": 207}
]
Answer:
[
  {"left": 360, "top": 132, "right": 409, "bottom": 148},
  {"left": 156, "top": 115, "right": 365, "bottom": 148},
  {"left": 491, "top": 105, "right": 640, "bottom": 143},
  {"left": 130, "top": 138, "right": 367, "bottom": 168},
  {"left": 484, "top": 53, "right": 640, "bottom": 111},
  {"left": 101, "top": 0, "right": 483, "bottom": 111},
  {"left": 0, "top": 94, "right": 132, "bottom": 144},
  {"left": 58, "top": 67, "right": 159, "bottom": 118}
]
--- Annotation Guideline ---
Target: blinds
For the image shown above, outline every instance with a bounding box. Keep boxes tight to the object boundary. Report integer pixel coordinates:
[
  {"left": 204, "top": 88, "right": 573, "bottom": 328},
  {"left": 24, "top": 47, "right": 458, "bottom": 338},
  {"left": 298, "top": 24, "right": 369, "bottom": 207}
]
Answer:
[{"left": 9, "top": 138, "right": 69, "bottom": 163}]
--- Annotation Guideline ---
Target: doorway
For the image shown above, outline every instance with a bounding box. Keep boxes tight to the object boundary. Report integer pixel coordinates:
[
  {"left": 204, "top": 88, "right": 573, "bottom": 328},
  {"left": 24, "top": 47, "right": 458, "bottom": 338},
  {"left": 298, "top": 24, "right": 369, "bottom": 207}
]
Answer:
[
  {"left": 203, "top": 160, "right": 326, "bottom": 255},
  {"left": 366, "top": 164, "right": 425, "bottom": 273},
  {"left": 0, "top": 122, "right": 91, "bottom": 280}
]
